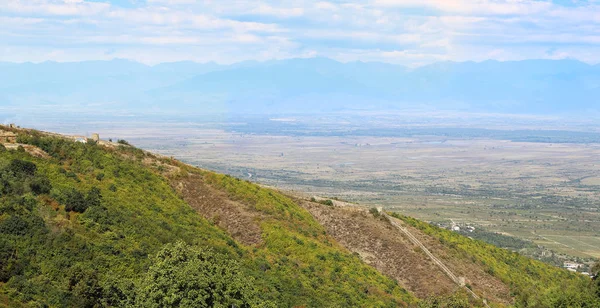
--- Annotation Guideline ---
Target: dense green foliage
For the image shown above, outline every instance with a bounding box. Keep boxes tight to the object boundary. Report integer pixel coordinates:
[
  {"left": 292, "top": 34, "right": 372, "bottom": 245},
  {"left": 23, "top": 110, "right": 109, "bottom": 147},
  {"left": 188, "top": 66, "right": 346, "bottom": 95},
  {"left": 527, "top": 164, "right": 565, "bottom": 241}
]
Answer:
[
  {"left": 137, "top": 241, "right": 272, "bottom": 308},
  {"left": 454, "top": 226, "right": 572, "bottom": 268},
  {"left": 456, "top": 228, "right": 536, "bottom": 251},
  {"left": 391, "top": 213, "right": 600, "bottom": 307},
  {"left": 0, "top": 130, "right": 416, "bottom": 307}
]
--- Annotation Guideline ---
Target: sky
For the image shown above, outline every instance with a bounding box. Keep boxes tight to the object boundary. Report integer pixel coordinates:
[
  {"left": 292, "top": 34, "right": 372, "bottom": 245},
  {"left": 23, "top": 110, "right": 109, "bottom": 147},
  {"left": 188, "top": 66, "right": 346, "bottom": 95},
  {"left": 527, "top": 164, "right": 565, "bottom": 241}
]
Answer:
[{"left": 1, "top": 0, "right": 600, "bottom": 66}]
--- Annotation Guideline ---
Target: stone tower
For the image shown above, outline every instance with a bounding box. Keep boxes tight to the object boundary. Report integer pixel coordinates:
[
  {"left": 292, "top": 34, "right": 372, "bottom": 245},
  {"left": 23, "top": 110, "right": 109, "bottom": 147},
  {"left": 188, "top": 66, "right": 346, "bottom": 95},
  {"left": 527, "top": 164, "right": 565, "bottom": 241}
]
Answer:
[{"left": 92, "top": 133, "right": 100, "bottom": 142}]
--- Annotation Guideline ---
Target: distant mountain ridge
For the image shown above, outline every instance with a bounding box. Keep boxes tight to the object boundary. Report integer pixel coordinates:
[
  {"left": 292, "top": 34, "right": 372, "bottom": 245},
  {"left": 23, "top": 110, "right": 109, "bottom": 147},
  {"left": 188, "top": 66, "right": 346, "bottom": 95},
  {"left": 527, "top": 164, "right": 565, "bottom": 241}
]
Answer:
[{"left": 1, "top": 58, "right": 598, "bottom": 115}]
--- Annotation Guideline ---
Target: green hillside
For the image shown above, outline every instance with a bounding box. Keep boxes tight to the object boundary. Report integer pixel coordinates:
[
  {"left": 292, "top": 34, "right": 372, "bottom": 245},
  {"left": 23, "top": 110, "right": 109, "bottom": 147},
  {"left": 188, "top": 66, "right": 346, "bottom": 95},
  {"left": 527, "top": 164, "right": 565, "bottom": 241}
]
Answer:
[
  {"left": 0, "top": 129, "right": 415, "bottom": 307},
  {"left": 0, "top": 127, "right": 598, "bottom": 307}
]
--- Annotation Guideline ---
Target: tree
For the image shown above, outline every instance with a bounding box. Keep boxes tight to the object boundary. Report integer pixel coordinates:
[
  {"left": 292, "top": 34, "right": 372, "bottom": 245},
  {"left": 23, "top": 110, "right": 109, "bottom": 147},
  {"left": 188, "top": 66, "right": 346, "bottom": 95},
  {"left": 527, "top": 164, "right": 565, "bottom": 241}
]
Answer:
[
  {"left": 136, "top": 241, "right": 273, "bottom": 308},
  {"left": 85, "top": 187, "right": 102, "bottom": 208},
  {"left": 0, "top": 215, "right": 29, "bottom": 236},
  {"left": 67, "top": 266, "right": 103, "bottom": 308},
  {"left": 7, "top": 159, "right": 37, "bottom": 176},
  {"left": 0, "top": 238, "right": 22, "bottom": 282},
  {"left": 1, "top": 159, "right": 51, "bottom": 196},
  {"left": 30, "top": 176, "right": 52, "bottom": 195},
  {"left": 63, "top": 188, "right": 87, "bottom": 213}
]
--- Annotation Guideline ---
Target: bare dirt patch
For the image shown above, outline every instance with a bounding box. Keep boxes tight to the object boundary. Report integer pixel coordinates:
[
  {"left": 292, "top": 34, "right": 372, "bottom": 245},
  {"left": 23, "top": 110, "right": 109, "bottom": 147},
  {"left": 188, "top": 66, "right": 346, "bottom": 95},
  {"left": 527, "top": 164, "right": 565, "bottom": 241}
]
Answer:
[
  {"left": 299, "top": 200, "right": 456, "bottom": 298},
  {"left": 170, "top": 174, "right": 264, "bottom": 246},
  {"left": 4, "top": 143, "right": 50, "bottom": 159}
]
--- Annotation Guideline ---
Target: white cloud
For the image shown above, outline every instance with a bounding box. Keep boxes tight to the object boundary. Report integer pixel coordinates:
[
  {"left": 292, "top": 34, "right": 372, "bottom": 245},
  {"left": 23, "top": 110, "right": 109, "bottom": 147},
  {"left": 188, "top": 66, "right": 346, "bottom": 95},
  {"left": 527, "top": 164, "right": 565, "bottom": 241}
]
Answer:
[
  {"left": 0, "top": 16, "right": 45, "bottom": 24},
  {"left": 104, "top": 7, "right": 282, "bottom": 33},
  {"left": 0, "top": 0, "right": 599, "bottom": 65},
  {"left": 146, "top": 0, "right": 197, "bottom": 4},
  {"left": 2, "top": 0, "right": 110, "bottom": 16},
  {"left": 250, "top": 4, "right": 304, "bottom": 17},
  {"left": 371, "top": 0, "right": 552, "bottom": 16},
  {"left": 315, "top": 2, "right": 338, "bottom": 11}
]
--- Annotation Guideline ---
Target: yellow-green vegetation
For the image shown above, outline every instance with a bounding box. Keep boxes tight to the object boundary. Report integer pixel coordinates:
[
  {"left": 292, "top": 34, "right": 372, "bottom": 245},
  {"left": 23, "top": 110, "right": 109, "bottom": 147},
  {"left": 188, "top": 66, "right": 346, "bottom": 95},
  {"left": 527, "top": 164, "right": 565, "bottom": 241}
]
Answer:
[
  {"left": 391, "top": 213, "right": 600, "bottom": 307},
  {"left": 0, "top": 130, "right": 415, "bottom": 307},
  {"left": 197, "top": 170, "right": 415, "bottom": 306}
]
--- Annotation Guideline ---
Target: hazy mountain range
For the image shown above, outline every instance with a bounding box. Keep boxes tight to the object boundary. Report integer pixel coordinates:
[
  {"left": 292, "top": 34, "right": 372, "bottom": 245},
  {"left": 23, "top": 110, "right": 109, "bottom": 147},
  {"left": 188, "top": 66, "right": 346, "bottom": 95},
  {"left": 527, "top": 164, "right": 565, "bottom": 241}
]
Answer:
[{"left": 1, "top": 58, "right": 599, "bottom": 116}]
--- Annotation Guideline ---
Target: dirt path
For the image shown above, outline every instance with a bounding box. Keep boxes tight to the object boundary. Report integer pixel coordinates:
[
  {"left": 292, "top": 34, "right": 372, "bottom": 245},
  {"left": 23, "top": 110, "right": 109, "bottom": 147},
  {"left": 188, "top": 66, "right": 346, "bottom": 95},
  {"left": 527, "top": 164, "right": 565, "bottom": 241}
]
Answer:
[{"left": 384, "top": 213, "right": 490, "bottom": 307}]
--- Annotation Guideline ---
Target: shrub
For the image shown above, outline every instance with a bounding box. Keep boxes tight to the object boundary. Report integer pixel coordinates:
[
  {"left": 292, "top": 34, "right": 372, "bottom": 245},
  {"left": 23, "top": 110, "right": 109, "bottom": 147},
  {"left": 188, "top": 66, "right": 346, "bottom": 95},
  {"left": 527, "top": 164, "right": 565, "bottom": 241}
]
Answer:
[
  {"left": 63, "top": 188, "right": 87, "bottom": 213},
  {"left": 0, "top": 238, "right": 23, "bottom": 282},
  {"left": 30, "top": 176, "right": 52, "bottom": 195},
  {"left": 0, "top": 215, "right": 29, "bottom": 236},
  {"left": 67, "top": 266, "right": 103, "bottom": 308},
  {"left": 369, "top": 207, "right": 380, "bottom": 218},
  {"left": 85, "top": 187, "right": 102, "bottom": 208},
  {"left": 317, "top": 199, "right": 334, "bottom": 206},
  {"left": 95, "top": 173, "right": 105, "bottom": 181},
  {"left": 7, "top": 159, "right": 37, "bottom": 176}
]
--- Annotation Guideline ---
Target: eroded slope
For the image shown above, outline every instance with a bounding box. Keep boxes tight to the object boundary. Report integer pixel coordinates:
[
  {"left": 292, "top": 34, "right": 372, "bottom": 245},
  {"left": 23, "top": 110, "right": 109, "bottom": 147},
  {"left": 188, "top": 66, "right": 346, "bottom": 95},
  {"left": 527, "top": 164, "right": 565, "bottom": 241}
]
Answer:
[{"left": 299, "top": 200, "right": 511, "bottom": 304}]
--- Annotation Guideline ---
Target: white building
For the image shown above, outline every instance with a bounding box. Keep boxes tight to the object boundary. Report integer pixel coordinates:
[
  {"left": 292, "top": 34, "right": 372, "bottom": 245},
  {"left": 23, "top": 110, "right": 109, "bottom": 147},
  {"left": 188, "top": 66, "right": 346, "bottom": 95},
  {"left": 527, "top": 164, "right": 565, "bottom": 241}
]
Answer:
[{"left": 563, "top": 262, "right": 582, "bottom": 271}]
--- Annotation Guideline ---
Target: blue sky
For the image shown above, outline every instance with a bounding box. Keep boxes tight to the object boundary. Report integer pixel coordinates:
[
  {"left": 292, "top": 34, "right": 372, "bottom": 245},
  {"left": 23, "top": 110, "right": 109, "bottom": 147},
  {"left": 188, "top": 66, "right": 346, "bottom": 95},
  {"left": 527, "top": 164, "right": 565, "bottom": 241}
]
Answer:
[{"left": 1, "top": 0, "right": 600, "bottom": 66}]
